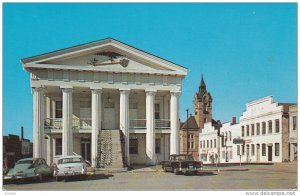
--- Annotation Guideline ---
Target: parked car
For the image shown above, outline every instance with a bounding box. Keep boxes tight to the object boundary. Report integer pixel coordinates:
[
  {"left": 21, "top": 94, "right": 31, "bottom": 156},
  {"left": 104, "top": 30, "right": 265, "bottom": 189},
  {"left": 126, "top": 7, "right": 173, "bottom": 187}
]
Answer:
[
  {"left": 4, "top": 158, "right": 54, "bottom": 183},
  {"left": 53, "top": 155, "right": 88, "bottom": 180},
  {"left": 161, "top": 154, "right": 203, "bottom": 175}
]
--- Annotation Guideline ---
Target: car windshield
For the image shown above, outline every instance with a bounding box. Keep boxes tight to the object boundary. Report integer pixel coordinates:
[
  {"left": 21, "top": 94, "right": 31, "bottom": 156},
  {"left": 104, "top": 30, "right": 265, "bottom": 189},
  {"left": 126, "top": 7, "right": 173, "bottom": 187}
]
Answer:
[
  {"left": 16, "top": 160, "right": 33, "bottom": 165},
  {"left": 173, "top": 155, "right": 194, "bottom": 161},
  {"left": 58, "top": 157, "right": 83, "bottom": 164}
]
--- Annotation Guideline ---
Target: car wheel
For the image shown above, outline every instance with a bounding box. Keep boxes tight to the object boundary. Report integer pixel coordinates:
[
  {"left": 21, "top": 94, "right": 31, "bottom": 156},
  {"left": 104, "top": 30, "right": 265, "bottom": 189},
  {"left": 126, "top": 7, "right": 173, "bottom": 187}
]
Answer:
[
  {"left": 39, "top": 174, "right": 43, "bottom": 182},
  {"left": 173, "top": 168, "right": 180, "bottom": 175}
]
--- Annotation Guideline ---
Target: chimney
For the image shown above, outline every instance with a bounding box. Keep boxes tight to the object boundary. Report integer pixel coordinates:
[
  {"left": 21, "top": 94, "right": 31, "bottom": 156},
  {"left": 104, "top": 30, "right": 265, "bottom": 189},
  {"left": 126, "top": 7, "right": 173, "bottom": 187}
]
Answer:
[
  {"left": 231, "top": 117, "right": 236, "bottom": 125},
  {"left": 21, "top": 126, "right": 24, "bottom": 140}
]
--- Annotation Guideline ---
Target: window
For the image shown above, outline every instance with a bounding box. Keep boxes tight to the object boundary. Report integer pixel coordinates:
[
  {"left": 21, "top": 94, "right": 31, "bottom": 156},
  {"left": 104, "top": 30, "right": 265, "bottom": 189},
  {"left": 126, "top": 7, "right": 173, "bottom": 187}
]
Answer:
[
  {"left": 200, "top": 141, "right": 202, "bottom": 148},
  {"left": 256, "top": 123, "right": 260, "bottom": 135},
  {"left": 262, "top": 122, "right": 266, "bottom": 134},
  {"left": 251, "top": 124, "right": 255, "bottom": 136},
  {"left": 207, "top": 140, "right": 209, "bottom": 148},
  {"left": 292, "top": 116, "right": 297, "bottom": 130},
  {"left": 55, "top": 138, "right": 62, "bottom": 156},
  {"left": 262, "top": 144, "right": 266, "bottom": 156},
  {"left": 129, "top": 139, "right": 138, "bottom": 154},
  {"left": 237, "top": 145, "right": 240, "bottom": 155},
  {"left": 55, "top": 101, "right": 62, "bottom": 118},
  {"left": 204, "top": 118, "right": 207, "bottom": 123},
  {"left": 241, "top": 126, "right": 245, "bottom": 137},
  {"left": 214, "top": 139, "right": 216, "bottom": 148},
  {"left": 251, "top": 144, "right": 255, "bottom": 156},
  {"left": 229, "top": 131, "right": 231, "bottom": 141},
  {"left": 188, "top": 134, "right": 194, "bottom": 149},
  {"left": 268, "top": 120, "right": 272, "bottom": 134},
  {"left": 246, "top": 125, "right": 250, "bottom": 136},
  {"left": 155, "top": 103, "right": 160, "bottom": 119},
  {"left": 210, "top": 140, "right": 212, "bottom": 149},
  {"left": 275, "top": 143, "right": 280, "bottom": 156},
  {"left": 275, "top": 119, "right": 280, "bottom": 133},
  {"left": 222, "top": 151, "right": 225, "bottom": 159},
  {"left": 203, "top": 140, "right": 205, "bottom": 148},
  {"left": 242, "top": 145, "right": 245, "bottom": 155},
  {"left": 225, "top": 132, "right": 228, "bottom": 142},
  {"left": 155, "top": 139, "right": 161, "bottom": 153}
]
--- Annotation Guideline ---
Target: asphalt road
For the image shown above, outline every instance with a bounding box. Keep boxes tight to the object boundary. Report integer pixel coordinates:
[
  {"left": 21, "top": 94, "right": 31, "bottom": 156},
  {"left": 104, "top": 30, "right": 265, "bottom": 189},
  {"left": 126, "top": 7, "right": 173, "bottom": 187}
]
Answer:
[{"left": 2, "top": 162, "right": 297, "bottom": 191}]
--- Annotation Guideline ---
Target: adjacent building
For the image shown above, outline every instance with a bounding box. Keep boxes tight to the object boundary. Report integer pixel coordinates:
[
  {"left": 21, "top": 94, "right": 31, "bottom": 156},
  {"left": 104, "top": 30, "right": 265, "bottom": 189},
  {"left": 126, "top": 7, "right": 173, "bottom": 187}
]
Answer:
[
  {"left": 199, "top": 96, "right": 297, "bottom": 163},
  {"left": 22, "top": 38, "right": 188, "bottom": 167}
]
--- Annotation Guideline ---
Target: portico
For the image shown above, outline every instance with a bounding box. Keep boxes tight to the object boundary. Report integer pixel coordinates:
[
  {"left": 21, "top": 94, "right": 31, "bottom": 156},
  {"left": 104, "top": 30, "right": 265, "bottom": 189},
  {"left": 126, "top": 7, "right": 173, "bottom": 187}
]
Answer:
[{"left": 23, "top": 38, "right": 187, "bottom": 167}]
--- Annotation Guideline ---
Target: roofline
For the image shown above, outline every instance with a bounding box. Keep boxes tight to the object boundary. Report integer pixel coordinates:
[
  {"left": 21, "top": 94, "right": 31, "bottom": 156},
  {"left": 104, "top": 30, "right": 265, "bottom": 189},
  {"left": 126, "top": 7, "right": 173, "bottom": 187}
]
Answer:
[{"left": 21, "top": 37, "right": 188, "bottom": 71}]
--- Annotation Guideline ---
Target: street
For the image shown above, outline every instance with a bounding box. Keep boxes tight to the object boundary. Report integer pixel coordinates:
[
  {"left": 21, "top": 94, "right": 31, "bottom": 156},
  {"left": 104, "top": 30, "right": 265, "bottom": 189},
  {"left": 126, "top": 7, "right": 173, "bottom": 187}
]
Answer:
[{"left": 3, "top": 162, "right": 297, "bottom": 191}]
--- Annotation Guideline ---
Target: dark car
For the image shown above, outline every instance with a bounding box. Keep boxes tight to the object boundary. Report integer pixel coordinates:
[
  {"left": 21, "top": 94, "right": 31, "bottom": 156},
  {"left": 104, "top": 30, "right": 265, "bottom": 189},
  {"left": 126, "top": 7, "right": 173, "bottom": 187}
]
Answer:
[
  {"left": 161, "top": 154, "right": 203, "bottom": 175},
  {"left": 4, "top": 158, "right": 54, "bottom": 183}
]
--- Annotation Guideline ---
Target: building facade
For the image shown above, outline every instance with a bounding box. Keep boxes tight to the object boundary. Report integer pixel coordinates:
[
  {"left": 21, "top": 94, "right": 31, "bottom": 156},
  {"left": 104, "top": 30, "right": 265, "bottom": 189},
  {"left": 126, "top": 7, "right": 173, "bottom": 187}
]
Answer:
[
  {"left": 239, "top": 96, "right": 290, "bottom": 163},
  {"left": 22, "top": 38, "right": 187, "bottom": 167},
  {"left": 199, "top": 96, "right": 296, "bottom": 164}
]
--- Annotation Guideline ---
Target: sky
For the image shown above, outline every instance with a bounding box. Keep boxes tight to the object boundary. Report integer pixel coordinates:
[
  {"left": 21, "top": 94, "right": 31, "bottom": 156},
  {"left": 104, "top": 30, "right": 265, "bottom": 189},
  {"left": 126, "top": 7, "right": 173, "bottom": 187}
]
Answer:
[{"left": 3, "top": 3, "right": 297, "bottom": 141}]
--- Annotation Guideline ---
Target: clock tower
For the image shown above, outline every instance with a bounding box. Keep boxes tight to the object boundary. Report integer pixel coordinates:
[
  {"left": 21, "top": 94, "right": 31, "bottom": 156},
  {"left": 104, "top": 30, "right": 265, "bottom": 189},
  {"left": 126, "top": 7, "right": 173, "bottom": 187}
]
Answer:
[{"left": 194, "top": 75, "right": 213, "bottom": 130}]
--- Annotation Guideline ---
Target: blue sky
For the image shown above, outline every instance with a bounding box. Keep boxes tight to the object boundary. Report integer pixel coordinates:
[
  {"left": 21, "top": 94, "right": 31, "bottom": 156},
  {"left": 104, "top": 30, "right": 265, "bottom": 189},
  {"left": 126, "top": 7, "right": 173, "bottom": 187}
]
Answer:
[{"left": 3, "top": 3, "right": 297, "bottom": 141}]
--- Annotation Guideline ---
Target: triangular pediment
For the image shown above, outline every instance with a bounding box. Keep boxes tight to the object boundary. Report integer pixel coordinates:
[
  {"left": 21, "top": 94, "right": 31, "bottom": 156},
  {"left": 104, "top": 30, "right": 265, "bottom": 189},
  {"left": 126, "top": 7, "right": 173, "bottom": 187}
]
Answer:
[{"left": 22, "top": 38, "right": 187, "bottom": 76}]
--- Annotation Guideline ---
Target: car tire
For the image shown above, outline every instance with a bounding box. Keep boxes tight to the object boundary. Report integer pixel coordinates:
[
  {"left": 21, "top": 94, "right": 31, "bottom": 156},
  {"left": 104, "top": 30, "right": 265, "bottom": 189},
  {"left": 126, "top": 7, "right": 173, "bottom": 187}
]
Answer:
[
  {"left": 173, "top": 168, "right": 179, "bottom": 175},
  {"left": 39, "top": 174, "right": 43, "bottom": 182},
  {"left": 163, "top": 167, "right": 167, "bottom": 172}
]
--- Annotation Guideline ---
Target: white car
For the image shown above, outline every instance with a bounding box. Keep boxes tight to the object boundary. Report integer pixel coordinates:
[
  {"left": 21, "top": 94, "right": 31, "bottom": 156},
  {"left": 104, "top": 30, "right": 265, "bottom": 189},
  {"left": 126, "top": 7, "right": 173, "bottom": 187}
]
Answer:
[{"left": 53, "top": 155, "right": 87, "bottom": 181}]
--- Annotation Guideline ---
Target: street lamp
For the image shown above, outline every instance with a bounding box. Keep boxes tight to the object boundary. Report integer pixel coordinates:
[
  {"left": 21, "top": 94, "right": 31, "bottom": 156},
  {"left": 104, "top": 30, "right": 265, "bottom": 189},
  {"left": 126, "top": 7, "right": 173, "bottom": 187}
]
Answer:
[{"left": 186, "top": 108, "right": 189, "bottom": 155}]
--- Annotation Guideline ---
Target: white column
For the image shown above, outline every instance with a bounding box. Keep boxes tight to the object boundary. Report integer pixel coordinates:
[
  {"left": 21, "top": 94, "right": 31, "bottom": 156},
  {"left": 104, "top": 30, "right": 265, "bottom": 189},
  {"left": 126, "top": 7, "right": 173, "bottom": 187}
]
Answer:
[
  {"left": 46, "top": 135, "right": 53, "bottom": 165},
  {"left": 91, "top": 88, "right": 102, "bottom": 167},
  {"left": 146, "top": 90, "right": 156, "bottom": 165},
  {"left": 119, "top": 88, "right": 130, "bottom": 166},
  {"left": 32, "top": 87, "right": 45, "bottom": 159},
  {"left": 170, "top": 91, "right": 181, "bottom": 155},
  {"left": 62, "top": 87, "right": 73, "bottom": 156}
]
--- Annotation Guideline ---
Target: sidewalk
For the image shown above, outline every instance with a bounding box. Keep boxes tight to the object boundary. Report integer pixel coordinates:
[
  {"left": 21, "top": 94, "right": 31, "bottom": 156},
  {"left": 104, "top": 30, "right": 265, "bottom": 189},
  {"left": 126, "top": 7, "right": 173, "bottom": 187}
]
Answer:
[{"left": 96, "top": 164, "right": 249, "bottom": 174}]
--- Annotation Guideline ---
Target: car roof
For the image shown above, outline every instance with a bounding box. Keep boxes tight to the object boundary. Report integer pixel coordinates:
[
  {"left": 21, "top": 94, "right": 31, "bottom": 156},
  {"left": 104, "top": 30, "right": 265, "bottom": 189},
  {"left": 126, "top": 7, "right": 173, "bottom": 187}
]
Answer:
[{"left": 57, "top": 155, "right": 82, "bottom": 160}]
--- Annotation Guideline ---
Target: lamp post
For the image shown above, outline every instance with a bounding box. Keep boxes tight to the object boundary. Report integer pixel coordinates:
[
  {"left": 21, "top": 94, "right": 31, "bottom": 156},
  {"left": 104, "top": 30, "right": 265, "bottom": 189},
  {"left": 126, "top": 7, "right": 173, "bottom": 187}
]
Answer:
[{"left": 186, "top": 108, "right": 189, "bottom": 155}]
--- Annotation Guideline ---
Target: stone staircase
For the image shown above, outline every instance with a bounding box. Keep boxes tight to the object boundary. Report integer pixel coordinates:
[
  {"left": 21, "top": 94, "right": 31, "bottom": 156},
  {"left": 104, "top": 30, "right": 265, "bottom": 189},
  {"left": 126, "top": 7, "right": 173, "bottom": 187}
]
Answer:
[{"left": 97, "top": 130, "right": 126, "bottom": 170}]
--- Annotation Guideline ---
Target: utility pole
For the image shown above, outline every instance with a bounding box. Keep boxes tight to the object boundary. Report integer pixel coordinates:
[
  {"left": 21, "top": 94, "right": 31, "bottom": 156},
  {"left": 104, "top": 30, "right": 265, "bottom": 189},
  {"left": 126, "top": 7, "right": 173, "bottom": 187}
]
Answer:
[{"left": 186, "top": 108, "right": 189, "bottom": 155}]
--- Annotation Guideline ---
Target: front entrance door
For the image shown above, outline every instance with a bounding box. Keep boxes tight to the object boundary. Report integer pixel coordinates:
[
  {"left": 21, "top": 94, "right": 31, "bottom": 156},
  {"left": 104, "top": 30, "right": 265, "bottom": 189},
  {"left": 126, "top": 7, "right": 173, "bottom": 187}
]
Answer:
[
  {"left": 103, "top": 108, "right": 115, "bottom": 130},
  {"left": 268, "top": 146, "right": 273, "bottom": 161},
  {"left": 81, "top": 138, "right": 91, "bottom": 162}
]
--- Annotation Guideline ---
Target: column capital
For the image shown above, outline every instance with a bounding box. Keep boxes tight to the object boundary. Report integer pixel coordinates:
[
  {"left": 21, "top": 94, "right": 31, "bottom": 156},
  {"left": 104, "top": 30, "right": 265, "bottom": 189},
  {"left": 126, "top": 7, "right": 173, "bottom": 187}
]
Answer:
[
  {"left": 170, "top": 90, "right": 181, "bottom": 97},
  {"left": 91, "top": 88, "right": 102, "bottom": 94},
  {"left": 145, "top": 89, "right": 157, "bottom": 96},
  {"left": 32, "top": 86, "right": 45, "bottom": 92},
  {"left": 119, "top": 87, "right": 131, "bottom": 95}
]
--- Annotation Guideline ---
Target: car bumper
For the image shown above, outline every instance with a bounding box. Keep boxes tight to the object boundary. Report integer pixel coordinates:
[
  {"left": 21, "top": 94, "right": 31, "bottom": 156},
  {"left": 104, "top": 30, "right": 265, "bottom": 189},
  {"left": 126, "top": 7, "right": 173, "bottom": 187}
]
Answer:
[
  {"left": 179, "top": 167, "right": 203, "bottom": 174},
  {"left": 55, "top": 171, "right": 86, "bottom": 177}
]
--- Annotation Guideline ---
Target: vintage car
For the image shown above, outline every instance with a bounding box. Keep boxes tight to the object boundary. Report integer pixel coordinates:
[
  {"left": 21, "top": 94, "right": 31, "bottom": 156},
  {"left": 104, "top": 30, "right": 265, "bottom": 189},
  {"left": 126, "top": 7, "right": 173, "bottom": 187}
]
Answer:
[
  {"left": 53, "top": 155, "right": 88, "bottom": 180},
  {"left": 4, "top": 158, "right": 54, "bottom": 183},
  {"left": 161, "top": 154, "right": 203, "bottom": 175}
]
